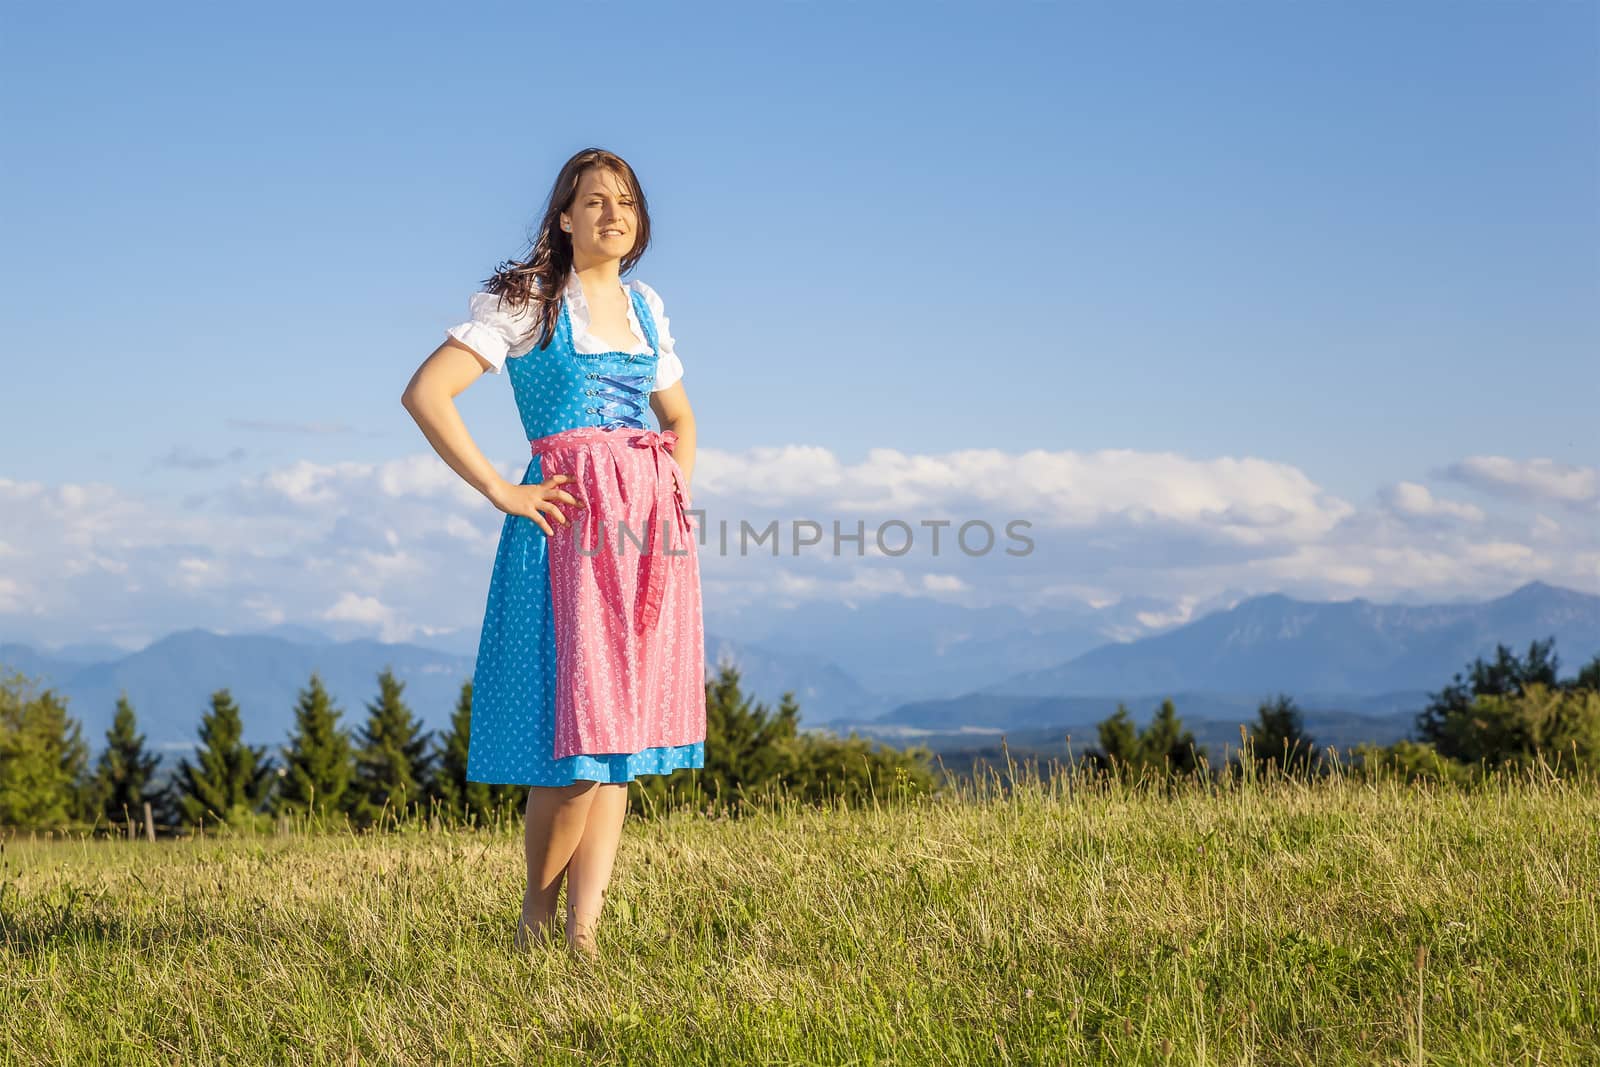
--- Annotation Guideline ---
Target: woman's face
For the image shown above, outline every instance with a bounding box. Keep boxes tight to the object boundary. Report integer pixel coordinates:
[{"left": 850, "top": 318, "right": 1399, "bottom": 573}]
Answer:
[{"left": 563, "top": 168, "right": 638, "bottom": 263}]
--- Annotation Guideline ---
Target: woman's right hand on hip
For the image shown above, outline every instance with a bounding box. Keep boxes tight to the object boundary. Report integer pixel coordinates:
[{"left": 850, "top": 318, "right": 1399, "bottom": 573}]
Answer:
[{"left": 491, "top": 474, "right": 586, "bottom": 536}]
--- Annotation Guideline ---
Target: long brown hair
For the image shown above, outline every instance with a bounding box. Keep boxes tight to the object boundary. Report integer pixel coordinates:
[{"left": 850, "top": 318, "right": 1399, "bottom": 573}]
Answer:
[{"left": 482, "top": 148, "right": 654, "bottom": 353}]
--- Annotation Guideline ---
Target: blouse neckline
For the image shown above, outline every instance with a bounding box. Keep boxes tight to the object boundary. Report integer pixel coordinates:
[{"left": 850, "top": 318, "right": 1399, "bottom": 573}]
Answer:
[{"left": 564, "top": 270, "right": 650, "bottom": 355}]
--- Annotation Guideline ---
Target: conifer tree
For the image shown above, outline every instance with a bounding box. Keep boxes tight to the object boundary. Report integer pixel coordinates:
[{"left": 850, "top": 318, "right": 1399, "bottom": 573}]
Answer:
[
  {"left": 1417, "top": 638, "right": 1560, "bottom": 759},
  {"left": 1091, "top": 702, "right": 1141, "bottom": 772},
  {"left": 350, "top": 668, "right": 434, "bottom": 828},
  {"left": 169, "top": 688, "right": 275, "bottom": 830},
  {"left": 638, "top": 663, "right": 933, "bottom": 815},
  {"left": 90, "top": 692, "right": 163, "bottom": 830},
  {"left": 0, "top": 669, "right": 91, "bottom": 830},
  {"left": 1248, "top": 693, "right": 1319, "bottom": 776},
  {"left": 1141, "top": 697, "right": 1202, "bottom": 775},
  {"left": 1437, "top": 682, "right": 1599, "bottom": 768},
  {"left": 432, "top": 679, "right": 522, "bottom": 826},
  {"left": 624, "top": 663, "right": 935, "bottom": 817},
  {"left": 1086, "top": 699, "right": 1206, "bottom": 780},
  {"left": 432, "top": 679, "right": 474, "bottom": 814},
  {"left": 272, "top": 672, "right": 355, "bottom": 824},
  {"left": 1568, "top": 651, "right": 1600, "bottom": 693},
  {"left": 702, "top": 661, "right": 801, "bottom": 799}
]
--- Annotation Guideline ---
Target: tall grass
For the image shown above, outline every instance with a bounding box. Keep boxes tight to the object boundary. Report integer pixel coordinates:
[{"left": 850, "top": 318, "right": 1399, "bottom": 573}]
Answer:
[{"left": 2, "top": 747, "right": 1596, "bottom": 1065}]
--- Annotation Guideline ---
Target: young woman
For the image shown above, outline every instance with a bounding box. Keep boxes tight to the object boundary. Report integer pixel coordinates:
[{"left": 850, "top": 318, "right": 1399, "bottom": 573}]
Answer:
[{"left": 400, "top": 147, "right": 706, "bottom": 958}]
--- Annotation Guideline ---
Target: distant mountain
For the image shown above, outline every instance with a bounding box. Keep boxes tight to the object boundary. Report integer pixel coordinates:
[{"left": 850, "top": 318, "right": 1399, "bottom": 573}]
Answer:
[
  {"left": 0, "top": 627, "right": 876, "bottom": 760},
  {"left": 818, "top": 581, "right": 1599, "bottom": 748},
  {"left": 702, "top": 634, "right": 889, "bottom": 722},
  {"left": 703, "top": 593, "right": 1169, "bottom": 703},
  {"left": 987, "top": 581, "right": 1600, "bottom": 697},
  {"left": 249, "top": 623, "right": 338, "bottom": 646},
  {"left": 35, "top": 641, "right": 130, "bottom": 665},
  {"left": 7, "top": 580, "right": 1595, "bottom": 765},
  {"left": 0, "top": 643, "right": 61, "bottom": 684},
  {"left": 14, "top": 628, "right": 477, "bottom": 756}
]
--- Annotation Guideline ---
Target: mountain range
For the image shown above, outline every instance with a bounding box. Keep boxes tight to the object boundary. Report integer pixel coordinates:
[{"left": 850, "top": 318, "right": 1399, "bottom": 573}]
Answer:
[{"left": 1, "top": 580, "right": 1594, "bottom": 761}]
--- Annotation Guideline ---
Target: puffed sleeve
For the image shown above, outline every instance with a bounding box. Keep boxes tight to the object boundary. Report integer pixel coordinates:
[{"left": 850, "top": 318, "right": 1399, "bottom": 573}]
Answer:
[
  {"left": 445, "top": 292, "right": 536, "bottom": 374},
  {"left": 631, "top": 280, "right": 684, "bottom": 391}
]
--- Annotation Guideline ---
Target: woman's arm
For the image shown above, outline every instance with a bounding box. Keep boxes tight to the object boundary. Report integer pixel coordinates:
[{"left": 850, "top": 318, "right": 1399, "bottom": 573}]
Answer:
[
  {"left": 650, "top": 381, "right": 697, "bottom": 495},
  {"left": 400, "top": 339, "right": 507, "bottom": 504},
  {"left": 400, "top": 339, "right": 580, "bottom": 535}
]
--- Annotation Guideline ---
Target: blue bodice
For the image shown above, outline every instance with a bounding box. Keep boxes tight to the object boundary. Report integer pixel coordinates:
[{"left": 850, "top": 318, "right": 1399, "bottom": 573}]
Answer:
[{"left": 508, "top": 286, "right": 662, "bottom": 441}]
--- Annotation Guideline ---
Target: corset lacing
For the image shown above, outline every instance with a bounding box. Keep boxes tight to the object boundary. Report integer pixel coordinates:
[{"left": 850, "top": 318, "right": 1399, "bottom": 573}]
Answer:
[{"left": 577, "top": 365, "right": 656, "bottom": 429}]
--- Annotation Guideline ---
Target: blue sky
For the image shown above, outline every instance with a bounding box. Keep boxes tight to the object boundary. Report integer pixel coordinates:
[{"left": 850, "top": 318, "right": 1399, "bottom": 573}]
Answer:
[{"left": 2, "top": 0, "right": 1596, "bottom": 651}]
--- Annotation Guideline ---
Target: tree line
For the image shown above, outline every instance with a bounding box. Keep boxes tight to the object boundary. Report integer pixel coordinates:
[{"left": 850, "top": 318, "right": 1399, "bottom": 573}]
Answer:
[
  {"left": 1072, "top": 636, "right": 1600, "bottom": 785},
  {"left": 0, "top": 663, "right": 937, "bottom": 835},
  {"left": 3, "top": 636, "right": 1598, "bottom": 834}
]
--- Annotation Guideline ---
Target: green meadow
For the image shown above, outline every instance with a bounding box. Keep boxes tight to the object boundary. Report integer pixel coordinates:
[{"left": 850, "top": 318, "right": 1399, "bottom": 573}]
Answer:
[{"left": 3, "top": 758, "right": 1597, "bottom": 1066}]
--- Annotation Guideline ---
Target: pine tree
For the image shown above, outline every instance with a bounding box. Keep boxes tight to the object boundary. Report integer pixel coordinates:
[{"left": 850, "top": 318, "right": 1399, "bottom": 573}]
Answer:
[
  {"left": 0, "top": 669, "right": 91, "bottom": 831},
  {"left": 1248, "top": 693, "right": 1319, "bottom": 776},
  {"left": 1140, "top": 697, "right": 1203, "bottom": 775},
  {"left": 169, "top": 688, "right": 275, "bottom": 830},
  {"left": 90, "top": 692, "right": 164, "bottom": 831},
  {"left": 432, "top": 679, "right": 473, "bottom": 815},
  {"left": 432, "top": 679, "right": 522, "bottom": 826},
  {"left": 1087, "top": 702, "right": 1140, "bottom": 774},
  {"left": 272, "top": 672, "right": 355, "bottom": 825},
  {"left": 1417, "top": 638, "right": 1560, "bottom": 759},
  {"left": 1570, "top": 652, "right": 1600, "bottom": 694},
  {"left": 1085, "top": 699, "right": 1206, "bottom": 781},
  {"left": 350, "top": 668, "right": 435, "bottom": 828},
  {"left": 670, "top": 664, "right": 934, "bottom": 814},
  {"left": 702, "top": 662, "right": 801, "bottom": 801}
]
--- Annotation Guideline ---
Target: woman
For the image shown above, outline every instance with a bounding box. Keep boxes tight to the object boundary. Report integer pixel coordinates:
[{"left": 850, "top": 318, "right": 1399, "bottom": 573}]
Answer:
[{"left": 401, "top": 147, "right": 706, "bottom": 958}]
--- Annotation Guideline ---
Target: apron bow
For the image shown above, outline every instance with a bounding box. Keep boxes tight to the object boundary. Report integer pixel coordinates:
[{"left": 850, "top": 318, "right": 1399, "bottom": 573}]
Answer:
[{"left": 628, "top": 429, "right": 677, "bottom": 452}]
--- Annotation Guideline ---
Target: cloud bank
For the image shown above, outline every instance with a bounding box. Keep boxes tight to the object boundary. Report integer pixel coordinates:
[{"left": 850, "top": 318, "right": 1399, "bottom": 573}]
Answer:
[{"left": 1, "top": 442, "right": 1595, "bottom": 651}]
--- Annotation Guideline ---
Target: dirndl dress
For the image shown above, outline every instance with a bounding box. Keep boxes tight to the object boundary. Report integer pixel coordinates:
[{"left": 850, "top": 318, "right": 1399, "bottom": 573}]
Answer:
[{"left": 463, "top": 283, "right": 706, "bottom": 786}]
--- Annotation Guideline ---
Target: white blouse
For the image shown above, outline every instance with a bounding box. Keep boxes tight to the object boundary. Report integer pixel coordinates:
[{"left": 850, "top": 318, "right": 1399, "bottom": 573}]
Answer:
[{"left": 446, "top": 273, "right": 684, "bottom": 390}]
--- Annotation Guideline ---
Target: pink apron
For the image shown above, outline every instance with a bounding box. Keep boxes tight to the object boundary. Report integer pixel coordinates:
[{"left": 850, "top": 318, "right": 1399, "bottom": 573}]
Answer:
[{"left": 529, "top": 426, "right": 705, "bottom": 759}]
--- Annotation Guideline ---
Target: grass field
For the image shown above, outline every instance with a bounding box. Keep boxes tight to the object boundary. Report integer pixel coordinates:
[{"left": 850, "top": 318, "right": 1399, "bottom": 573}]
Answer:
[{"left": 3, "top": 757, "right": 1597, "bottom": 1065}]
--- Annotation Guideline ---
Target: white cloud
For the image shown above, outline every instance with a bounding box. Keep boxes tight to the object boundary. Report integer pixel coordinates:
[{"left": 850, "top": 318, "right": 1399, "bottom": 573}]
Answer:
[
  {"left": 697, "top": 445, "right": 1355, "bottom": 546},
  {"left": 1460, "top": 540, "right": 1539, "bottom": 569},
  {"left": 921, "top": 573, "right": 970, "bottom": 594},
  {"left": 258, "top": 460, "right": 374, "bottom": 507},
  {"left": 0, "top": 576, "right": 24, "bottom": 614},
  {"left": 1442, "top": 456, "right": 1599, "bottom": 510},
  {"left": 355, "top": 547, "right": 422, "bottom": 580},
  {"left": 1380, "top": 481, "right": 1484, "bottom": 523},
  {"left": 243, "top": 595, "right": 285, "bottom": 625},
  {"left": 322, "top": 592, "right": 390, "bottom": 625},
  {"left": 444, "top": 514, "right": 493, "bottom": 545},
  {"left": 319, "top": 592, "right": 428, "bottom": 644},
  {"left": 173, "top": 557, "right": 221, "bottom": 591},
  {"left": 0, "top": 478, "right": 46, "bottom": 500},
  {"left": 0, "top": 445, "right": 1596, "bottom": 648},
  {"left": 1135, "top": 603, "right": 1200, "bottom": 630}
]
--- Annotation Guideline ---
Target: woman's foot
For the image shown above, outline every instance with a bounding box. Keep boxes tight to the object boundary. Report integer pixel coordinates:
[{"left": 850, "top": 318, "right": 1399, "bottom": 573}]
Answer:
[
  {"left": 567, "top": 926, "right": 600, "bottom": 960},
  {"left": 515, "top": 911, "right": 560, "bottom": 951}
]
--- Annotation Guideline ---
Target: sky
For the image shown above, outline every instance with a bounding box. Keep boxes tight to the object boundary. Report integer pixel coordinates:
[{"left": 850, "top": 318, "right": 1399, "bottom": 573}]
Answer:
[{"left": 1, "top": 0, "right": 1596, "bottom": 652}]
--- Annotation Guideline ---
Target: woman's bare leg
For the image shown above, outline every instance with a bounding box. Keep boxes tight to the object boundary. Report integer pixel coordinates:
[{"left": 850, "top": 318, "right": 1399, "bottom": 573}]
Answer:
[
  {"left": 563, "top": 782, "right": 630, "bottom": 957},
  {"left": 517, "top": 781, "right": 599, "bottom": 950}
]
